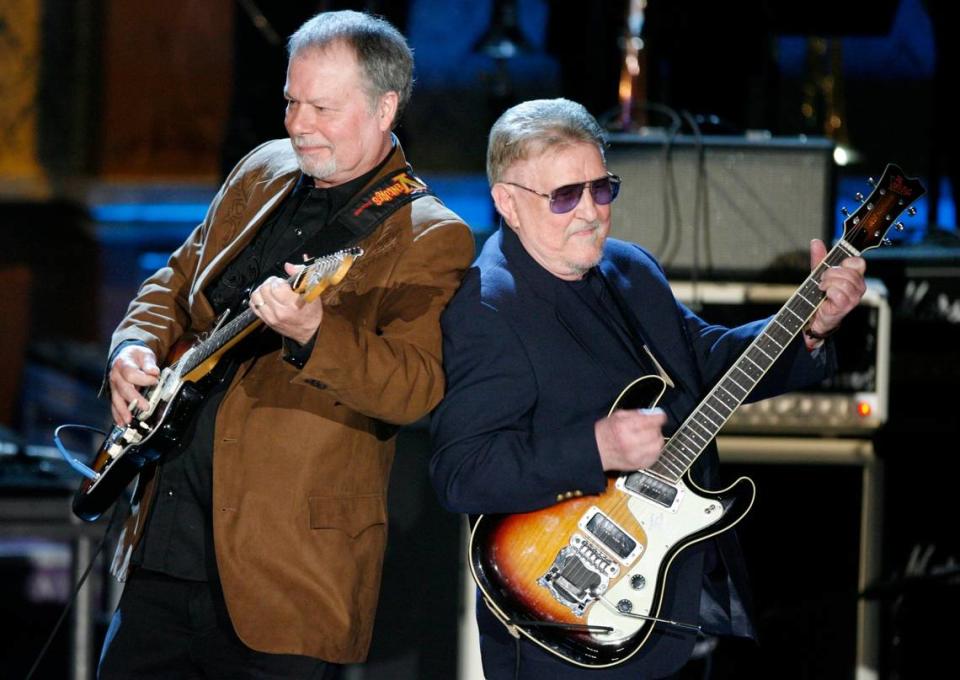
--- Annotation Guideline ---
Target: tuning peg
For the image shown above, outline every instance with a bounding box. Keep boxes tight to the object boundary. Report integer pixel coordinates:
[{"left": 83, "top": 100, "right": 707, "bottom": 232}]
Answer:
[
  {"left": 867, "top": 177, "right": 876, "bottom": 187},
  {"left": 895, "top": 222, "right": 905, "bottom": 231},
  {"left": 840, "top": 207, "right": 849, "bottom": 216},
  {"left": 907, "top": 207, "right": 917, "bottom": 216},
  {"left": 882, "top": 238, "right": 893, "bottom": 246},
  {"left": 854, "top": 192, "right": 864, "bottom": 202}
]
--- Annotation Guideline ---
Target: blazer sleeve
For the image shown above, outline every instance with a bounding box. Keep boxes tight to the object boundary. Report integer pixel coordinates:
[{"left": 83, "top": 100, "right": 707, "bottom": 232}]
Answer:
[
  {"left": 292, "top": 218, "right": 475, "bottom": 425},
  {"left": 429, "top": 283, "right": 608, "bottom": 515}
]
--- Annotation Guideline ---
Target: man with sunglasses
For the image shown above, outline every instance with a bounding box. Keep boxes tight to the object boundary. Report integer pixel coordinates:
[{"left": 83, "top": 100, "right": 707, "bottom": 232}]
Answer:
[{"left": 430, "top": 98, "right": 866, "bottom": 679}]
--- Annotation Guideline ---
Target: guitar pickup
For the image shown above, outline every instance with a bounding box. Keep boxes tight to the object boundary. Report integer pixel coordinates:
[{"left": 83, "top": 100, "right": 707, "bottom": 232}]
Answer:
[
  {"left": 578, "top": 508, "right": 643, "bottom": 565},
  {"left": 619, "top": 471, "right": 680, "bottom": 510}
]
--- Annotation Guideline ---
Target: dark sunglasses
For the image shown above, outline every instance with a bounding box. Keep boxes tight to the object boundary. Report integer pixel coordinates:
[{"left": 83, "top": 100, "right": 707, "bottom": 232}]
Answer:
[{"left": 503, "top": 173, "right": 621, "bottom": 214}]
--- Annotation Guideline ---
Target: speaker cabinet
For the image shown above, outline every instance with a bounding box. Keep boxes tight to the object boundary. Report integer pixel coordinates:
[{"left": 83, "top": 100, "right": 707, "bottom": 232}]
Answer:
[
  {"left": 717, "top": 436, "right": 881, "bottom": 680},
  {"left": 606, "top": 133, "right": 835, "bottom": 280}
]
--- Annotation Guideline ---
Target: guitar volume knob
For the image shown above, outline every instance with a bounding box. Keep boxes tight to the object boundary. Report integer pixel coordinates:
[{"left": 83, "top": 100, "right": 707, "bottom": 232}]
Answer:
[
  {"left": 617, "top": 599, "right": 634, "bottom": 613},
  {"left": 630, "top": 574, "right": 646, "bottom": 590}
]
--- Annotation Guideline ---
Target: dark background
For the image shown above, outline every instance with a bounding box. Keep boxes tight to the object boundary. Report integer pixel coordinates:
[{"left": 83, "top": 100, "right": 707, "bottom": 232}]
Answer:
[{"left": 1, "top": 1, "right": 957, "bottom": 678}]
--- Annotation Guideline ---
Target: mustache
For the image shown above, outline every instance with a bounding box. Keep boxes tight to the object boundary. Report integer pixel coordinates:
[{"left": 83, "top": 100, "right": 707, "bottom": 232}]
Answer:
[
  {"left": 565, "top": 220, "right": 604, "bottom": 238},
  {"left": 291, "top": 137, "right": 332, "bottom": 150}
]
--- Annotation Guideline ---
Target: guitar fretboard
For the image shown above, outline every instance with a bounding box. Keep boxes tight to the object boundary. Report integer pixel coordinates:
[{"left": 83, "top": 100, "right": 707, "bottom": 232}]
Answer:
[{"left": 647, "top": 242, "right": 857, "bottom": 482}]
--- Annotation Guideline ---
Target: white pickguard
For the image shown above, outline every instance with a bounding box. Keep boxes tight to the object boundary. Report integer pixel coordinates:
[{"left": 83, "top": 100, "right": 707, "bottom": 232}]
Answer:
[{"left": 585, "top": 479, "right": 725, "bottom": 643}]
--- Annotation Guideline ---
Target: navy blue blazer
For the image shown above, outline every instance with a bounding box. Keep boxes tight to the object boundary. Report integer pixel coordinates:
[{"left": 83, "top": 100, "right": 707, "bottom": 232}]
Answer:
[{"left": 430, "top": 226, "right": 834, "bottom": 679}]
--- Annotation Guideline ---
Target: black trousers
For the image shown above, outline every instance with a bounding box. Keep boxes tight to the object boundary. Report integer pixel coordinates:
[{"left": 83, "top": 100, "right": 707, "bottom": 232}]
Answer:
[{"left": 98, "top": 569, "right": 341, "bottom": 679}]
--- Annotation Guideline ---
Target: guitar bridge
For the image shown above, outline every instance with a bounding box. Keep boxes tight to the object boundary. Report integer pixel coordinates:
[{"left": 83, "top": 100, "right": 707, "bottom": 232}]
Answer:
[{"left": 538, "top": 536, "right": 617, "bottom": 617}]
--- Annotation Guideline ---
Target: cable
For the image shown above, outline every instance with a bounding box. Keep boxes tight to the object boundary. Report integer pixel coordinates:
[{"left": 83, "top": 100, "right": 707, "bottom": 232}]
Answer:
[
  {"left": 54, "top": 423, "right": 107, "bottom": 481},
  {"left": 605, "top": 101, "right": 684, "bottom": 264}
]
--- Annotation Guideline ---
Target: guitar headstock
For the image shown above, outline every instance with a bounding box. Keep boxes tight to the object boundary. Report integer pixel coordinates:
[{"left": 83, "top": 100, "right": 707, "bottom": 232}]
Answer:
[
  {"left": 294, "top": 247, "right": 364, "bottom": 302},
  {"left": 840, "top": 164, "right": 926, "bottom": 253}
]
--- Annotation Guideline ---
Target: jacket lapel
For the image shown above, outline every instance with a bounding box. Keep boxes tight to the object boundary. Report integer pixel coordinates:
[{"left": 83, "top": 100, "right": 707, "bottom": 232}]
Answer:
[{"left": 597, "top": 258, "right": 693, "bottom": 400}]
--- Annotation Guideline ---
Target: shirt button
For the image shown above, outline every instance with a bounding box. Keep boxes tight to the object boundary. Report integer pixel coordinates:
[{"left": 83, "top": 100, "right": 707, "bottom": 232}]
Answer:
[
  {"left": 294, "top": 227, "right": 303, "bottom": 237},
  {"left": 166, "top": 489, "right": 175, "bottom": 497}
]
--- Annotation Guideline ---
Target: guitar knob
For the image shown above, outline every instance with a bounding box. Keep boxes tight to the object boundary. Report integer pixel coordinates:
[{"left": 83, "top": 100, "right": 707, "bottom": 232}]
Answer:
[
  {"left": 617, "top": 599, "right": 634, "bottom": 613},
  {"left": 630, "top": 574, "right": 646, "bottom": 590}
]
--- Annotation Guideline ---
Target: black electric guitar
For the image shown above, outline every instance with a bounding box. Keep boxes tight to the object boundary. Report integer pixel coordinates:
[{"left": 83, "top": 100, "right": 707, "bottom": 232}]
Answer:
[
  {"left": 469, "top": 165, "right": 925, "bottom": 668},
  {"left": 72, "top": 247, "right": 362, "bottom": 522}
]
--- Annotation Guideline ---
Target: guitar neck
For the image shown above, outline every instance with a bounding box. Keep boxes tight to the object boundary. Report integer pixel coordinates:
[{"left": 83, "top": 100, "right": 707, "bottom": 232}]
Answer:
[
  {"left": 646, "top": 241, "right": 858, "bottom": 482},
  {"left": 174, "top": 247, "right": 360, "bottom": 381},
  {"left": 179, "top": 307, "right": 261, "bottom": 378}
]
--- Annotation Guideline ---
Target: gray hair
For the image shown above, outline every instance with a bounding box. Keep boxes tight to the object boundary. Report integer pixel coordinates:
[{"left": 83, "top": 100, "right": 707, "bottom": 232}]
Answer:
[
  {"left": 288, "top": 10, "right": 414, "bottom": 125},
  {"left": 486, "top": 98, "right": 607, "bottom": 185}
]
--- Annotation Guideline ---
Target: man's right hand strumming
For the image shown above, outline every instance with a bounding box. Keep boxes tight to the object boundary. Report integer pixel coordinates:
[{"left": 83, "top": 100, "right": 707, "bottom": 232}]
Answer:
[
  {"left": 109, "top": 345, "right": 160, "bottom": 426},
  {"left": 595, "top": 407, "right": 666, "bottom": 472}
]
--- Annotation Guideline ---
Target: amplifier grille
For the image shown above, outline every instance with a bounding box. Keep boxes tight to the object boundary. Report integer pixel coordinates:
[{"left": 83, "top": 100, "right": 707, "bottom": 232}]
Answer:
[
  {"left": 607, "top": 133, "right": 834, "bottom": 280},
  {"left": 670, "top": 279, "right": 890, "bottom": 434}
]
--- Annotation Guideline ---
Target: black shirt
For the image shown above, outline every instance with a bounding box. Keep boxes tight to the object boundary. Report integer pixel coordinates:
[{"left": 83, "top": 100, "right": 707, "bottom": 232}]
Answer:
[{"left": 133, "top": 157, "right": 388, "bottom": 581}]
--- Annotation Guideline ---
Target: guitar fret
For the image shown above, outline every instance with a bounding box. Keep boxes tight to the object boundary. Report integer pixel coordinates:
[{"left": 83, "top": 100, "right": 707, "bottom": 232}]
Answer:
[
  {"left": 694, "top": 409, "right": 721, "bottom": 436},
  {"left": 746, "top": 345, "right": 772, "bottom": 368},
  {"left": 678, "top": 428, "right": 707, "bottom": 449},
  {"left": 686, "top": 425, "right": 711, "bottom": 446},
  {"left": 784, "top": 306, "right": 805, "bottom": 323},
  {"left": 706, "top": 399, "right": 731, "bottom": 422},
  {"left": 674, "top": 431, "right": 702, "bottom": 454},
  {"left": 655, "top": 453, "right": 684, "bottom": 477},
  {"left": 669, "top": 447, "right": 696, "bottom": 470},
  {"left": 828, "top": 247, "right": 851, "bottom": 264},
  {"left": 721, "top": 379, "right": 747, "bottom": 400},
  {"left": 689, "top": 413, "right": 716, "bottom": 439},
  {"left": 774, "top": 312, "right": 803, "bottom": 335},
  {"left": 664, "top": 439, "right": 691, "bottom": 463},
  {"left": 797, "top": 285, "right": 822, "bottom": 309},
  {"left": 703, "top": 401, "right": 728, "bottom": 423},
  {"left": 787, "top": 301, "right": 815, "bottom": 322},
  {"left": 733, "top": 363, "right": 760, "bottom": 385},
  {"left": 757, "top": 333, "right": 782, "bottom": 354},
  {"left": 772, "top": 317, "right": 792, "bottom": 334},
  {"left": 753, "top": 342, "right": 774, "bottom": 362},
  {"left": 649, "top": 460, "right": 678, "bottom": 481},
  {"left": 712, "top": 386, "right": 738, "bottom": 411},
  {"left": 766, "top": 322, "right": 793, "bottom": 347}
]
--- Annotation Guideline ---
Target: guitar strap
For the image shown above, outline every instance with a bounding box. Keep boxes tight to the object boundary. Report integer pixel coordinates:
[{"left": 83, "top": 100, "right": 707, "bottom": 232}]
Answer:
[{"left": 295, "top": 165, "right": 436, "bottom": 259}]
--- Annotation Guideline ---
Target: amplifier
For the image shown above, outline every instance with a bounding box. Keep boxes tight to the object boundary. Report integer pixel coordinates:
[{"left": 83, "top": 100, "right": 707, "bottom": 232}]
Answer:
[
  {"left": 671, "top": 279, "right": 890, "bottom": 434},
  {"left": 606, "top": 132, "right": 835, "bottom": 280}
]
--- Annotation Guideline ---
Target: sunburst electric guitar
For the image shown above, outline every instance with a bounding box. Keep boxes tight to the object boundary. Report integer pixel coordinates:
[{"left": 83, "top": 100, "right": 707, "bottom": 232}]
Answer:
[
  {"left": 469, "top": 165, "right": 925, "bottom": 668},
  {"left": 72, "top": 247, "right": 363, "bottom": 522}
]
